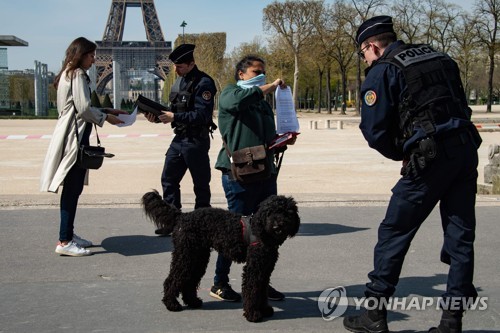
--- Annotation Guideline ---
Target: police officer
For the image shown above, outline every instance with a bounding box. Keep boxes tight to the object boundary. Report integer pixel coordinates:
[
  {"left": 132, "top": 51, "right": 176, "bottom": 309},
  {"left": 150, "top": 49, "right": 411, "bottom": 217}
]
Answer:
[
  {"left": 343, "top": 16, "right": 482, "bottom": 333},
  {"left": 146, "top": 43, "right": 217, "bottom": 235}
]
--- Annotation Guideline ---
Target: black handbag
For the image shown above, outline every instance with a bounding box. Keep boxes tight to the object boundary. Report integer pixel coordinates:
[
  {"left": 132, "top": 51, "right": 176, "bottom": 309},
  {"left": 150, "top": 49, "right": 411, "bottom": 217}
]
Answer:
[{"left": 71, "top": 78, "right": 114, "bottom": 170}]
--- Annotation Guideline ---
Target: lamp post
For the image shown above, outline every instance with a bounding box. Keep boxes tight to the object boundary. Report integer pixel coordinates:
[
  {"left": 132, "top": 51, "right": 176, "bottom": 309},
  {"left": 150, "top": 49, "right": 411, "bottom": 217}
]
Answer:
[{"left": 180, "top": 21, "right": 187, "bottom": 43}]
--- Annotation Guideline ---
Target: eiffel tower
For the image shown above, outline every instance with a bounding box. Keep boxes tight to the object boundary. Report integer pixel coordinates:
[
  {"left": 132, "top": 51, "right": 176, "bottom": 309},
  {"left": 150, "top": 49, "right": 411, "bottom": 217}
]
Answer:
[{"left": 95, "top": 0, "right": 172, "bottom": 94}]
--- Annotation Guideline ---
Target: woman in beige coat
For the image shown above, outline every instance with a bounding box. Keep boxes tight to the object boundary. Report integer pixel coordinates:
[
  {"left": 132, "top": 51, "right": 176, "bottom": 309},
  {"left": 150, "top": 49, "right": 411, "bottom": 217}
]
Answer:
[{"left": 40, "top": 37, "right": 126, "bottom": 256}]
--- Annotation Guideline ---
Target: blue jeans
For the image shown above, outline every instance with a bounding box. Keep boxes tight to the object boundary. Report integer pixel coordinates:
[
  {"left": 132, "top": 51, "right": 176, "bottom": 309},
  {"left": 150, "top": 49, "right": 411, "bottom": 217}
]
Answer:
[
  {"left": 214, "top": 173, "right": 277, "bottom": 285},
  {"left": 59, "top": 123, "right": 91, "bottom": 242}
]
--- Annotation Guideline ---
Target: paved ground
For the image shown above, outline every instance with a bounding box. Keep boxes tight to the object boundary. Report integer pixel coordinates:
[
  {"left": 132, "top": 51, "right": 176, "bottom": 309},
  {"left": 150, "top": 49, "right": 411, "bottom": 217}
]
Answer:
[{"left": 0, "top": 107, "right": 499, "bottom": 332}]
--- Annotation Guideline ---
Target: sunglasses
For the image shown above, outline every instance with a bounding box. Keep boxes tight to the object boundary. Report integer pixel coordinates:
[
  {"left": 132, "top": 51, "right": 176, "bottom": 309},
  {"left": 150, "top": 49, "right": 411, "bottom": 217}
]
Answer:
[{"left": 357, "top": 44, "right": 371, "bottom": 59}]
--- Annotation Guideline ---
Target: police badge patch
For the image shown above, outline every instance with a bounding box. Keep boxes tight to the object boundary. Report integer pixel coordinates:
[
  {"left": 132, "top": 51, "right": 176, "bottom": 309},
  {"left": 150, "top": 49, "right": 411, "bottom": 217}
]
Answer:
[
  {"left": 202, "top": 91, "right": 212, "bottom": 100},
  {"left": 364, "top": 90, "right": 377, "bottom": 106}
]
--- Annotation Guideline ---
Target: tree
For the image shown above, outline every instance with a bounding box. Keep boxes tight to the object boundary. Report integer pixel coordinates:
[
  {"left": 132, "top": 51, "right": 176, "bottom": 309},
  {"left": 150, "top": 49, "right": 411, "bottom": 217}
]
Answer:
[
  {"left": 102, "top": 93, "right": 113, "bottom": 108},
  {"left": 422, "top": 0, "right": 461, "bottom": 52},
  {"left": 450, "top": 12, "right": 481, "bottom": 100},
  {"left": 350, "top": 0, "right": 386, "bottom": 115},
  {"left": 91, "top": 91, "right": 102, "bottom": 107},
  {"left": 263, "top": 0, "right": 323, "bottom": 106},
  {"left": 391, "top": 0, "right": 425, "bottom": 44},
  {"left": 225, "top": 37, "right": 271, "bottom": 87},
  {"left": 172, "top": 33, "right": 226, "bottom": 105},
  {"left": 9, "top": 75, "right": 34, "bottom": 114},
  {"left": 312, "top": 1, "right": 339, "bottom": 113},
  {"left": 324, "top": 1, "right": 357, "bottom": 114},
  {"left": 474, "top": 0, "right": 500, "bottom": 112}
]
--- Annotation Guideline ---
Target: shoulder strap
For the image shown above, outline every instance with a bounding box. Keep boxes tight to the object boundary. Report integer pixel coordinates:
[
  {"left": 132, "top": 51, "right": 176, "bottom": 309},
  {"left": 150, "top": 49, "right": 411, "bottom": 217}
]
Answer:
[
  {"left": 70, "top": 76, "right": 101, "bottom": 146},
  {"left": 222, "top": 139, "right": 232, "bottom": 158}
]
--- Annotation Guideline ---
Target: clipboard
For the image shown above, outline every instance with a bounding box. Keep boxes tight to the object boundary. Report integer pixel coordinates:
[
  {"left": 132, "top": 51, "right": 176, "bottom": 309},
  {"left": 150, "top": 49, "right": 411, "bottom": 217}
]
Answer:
[{"left": 268, "top": 132, "right": 299, "bottom": 150}]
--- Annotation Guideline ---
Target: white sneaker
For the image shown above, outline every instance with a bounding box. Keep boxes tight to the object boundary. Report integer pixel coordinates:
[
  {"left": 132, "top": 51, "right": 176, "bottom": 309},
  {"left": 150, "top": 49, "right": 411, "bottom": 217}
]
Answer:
[
  {"left": 55, "top": 241, "right": 92, "bottom": 256},
  {"left": 73, "top": 234, "right": 93, "bottom": 248}
]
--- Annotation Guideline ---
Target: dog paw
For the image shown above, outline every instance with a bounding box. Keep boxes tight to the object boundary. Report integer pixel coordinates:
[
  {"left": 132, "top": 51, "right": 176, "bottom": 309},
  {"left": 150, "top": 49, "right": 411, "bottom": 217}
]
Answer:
[
  {"left": 261, "top": 305, "right": 274, "bottom": 317},
  {"left": 163, "top": 299, "right": 183, "bottom": 312},
  {"left": 186, "top": 297, "right": 203, "bottom": 309},
  {"left": 244, "top": 310, "right": 263, "bottom": 322}
]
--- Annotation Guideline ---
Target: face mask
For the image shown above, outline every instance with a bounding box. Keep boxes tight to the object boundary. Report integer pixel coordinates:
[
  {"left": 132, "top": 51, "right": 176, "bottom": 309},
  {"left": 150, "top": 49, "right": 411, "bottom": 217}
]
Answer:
[{"left": 237, "top": 73, "right": 266, "bottom": 89}]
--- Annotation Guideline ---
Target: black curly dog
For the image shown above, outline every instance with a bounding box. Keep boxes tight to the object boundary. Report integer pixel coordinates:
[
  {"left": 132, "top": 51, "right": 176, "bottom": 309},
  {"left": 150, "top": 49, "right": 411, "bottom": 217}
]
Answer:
[{"left": 141, "top": 190, "right": 300, "bottom": 322}]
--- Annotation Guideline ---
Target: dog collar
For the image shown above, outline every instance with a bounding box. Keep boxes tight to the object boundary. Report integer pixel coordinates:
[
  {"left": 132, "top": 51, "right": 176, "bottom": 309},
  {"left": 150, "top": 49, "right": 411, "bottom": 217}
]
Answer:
[{"left": 240, "top": 216, "right": 259, "bottom": 246}]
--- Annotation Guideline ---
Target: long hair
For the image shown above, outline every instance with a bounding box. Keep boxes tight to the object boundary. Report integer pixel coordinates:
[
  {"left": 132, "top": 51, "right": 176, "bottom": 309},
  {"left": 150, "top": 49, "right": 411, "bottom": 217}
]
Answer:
[
  {"left": 234, "top": 55, "right": 266, "bottom": 82},
  {"left": 53, "top": 37, "right": 96, "bottom": 89}
]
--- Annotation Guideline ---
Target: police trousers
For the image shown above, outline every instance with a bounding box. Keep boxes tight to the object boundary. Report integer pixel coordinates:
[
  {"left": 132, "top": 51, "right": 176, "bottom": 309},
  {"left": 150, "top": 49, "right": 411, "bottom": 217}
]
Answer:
[
  {"left": 161, "top": 135, "right": 211, "bottom": 210},
  {"left": 366, "top": 130, "right": 479, "bottom": 304}
]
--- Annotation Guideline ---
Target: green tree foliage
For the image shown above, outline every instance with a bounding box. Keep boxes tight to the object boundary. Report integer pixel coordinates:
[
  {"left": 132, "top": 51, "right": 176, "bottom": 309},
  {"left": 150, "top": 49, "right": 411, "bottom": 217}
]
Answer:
[{"left": 171, "top": 33, "right": 227, "bottom": 95}]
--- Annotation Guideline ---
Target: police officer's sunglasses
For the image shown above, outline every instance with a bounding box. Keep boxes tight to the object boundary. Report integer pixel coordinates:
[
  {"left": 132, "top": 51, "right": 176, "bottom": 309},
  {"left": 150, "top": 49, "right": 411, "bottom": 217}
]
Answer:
[{"left": 357, "top": 44, "right": 371, "bottom": 59}]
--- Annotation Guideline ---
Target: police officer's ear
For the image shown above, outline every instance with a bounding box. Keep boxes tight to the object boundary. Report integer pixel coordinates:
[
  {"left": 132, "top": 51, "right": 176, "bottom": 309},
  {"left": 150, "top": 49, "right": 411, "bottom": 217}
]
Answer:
[{"left": 371, "top": 43, "right": 383, "bottom": 57}]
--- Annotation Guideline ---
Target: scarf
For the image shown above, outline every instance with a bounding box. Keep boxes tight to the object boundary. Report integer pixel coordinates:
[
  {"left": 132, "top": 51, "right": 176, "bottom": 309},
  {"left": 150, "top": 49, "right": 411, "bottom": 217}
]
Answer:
[{"left": 236, "top": 74, "right": 266, "bottom": 89}]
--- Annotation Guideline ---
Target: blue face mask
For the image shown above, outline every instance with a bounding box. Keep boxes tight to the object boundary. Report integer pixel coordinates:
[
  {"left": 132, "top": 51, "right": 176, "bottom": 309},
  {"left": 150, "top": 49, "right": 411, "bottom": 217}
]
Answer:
[{"left": 237, "top": 74, "right": 266, "bottom": 89}]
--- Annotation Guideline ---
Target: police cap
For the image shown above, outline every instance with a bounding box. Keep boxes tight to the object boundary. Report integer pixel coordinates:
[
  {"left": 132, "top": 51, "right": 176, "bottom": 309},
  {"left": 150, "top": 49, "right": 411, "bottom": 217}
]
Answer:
[
  {"left": 169, "top": 43, "right": 195, "bottom": 64},
  {"left": 356, "top": 16, "right": 394, "bottom": 46}
]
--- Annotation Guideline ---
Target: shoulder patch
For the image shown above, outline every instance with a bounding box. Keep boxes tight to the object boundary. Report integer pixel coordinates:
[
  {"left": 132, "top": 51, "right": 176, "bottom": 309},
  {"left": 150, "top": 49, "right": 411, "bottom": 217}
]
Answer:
[
  {"left": 364, "top": 90, "right": 377, "bottom": 106},
  {"left": 202, "top": 91, "right": 212, "bottom": 101}
]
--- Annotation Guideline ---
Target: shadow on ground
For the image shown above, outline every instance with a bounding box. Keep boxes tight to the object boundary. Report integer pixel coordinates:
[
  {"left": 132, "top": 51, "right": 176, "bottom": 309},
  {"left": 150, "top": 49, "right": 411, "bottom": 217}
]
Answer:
[{"left": 99, "top": 234, "right": 173, "bottom": 256}]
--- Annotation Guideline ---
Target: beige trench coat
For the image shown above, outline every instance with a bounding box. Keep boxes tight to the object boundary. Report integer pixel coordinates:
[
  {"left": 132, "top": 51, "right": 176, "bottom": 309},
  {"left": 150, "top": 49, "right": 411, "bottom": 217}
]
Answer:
[{"left": 40, "top": 68, "right": 106, "bottom": 193}]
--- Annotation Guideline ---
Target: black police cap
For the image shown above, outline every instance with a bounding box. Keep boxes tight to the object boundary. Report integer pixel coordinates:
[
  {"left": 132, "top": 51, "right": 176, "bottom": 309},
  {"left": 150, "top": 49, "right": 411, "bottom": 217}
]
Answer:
[
  {"left": 356, "top": 16, "right": 394, "bottom": 46},
  {"left": 168, "top": 44, "right": 195, "bottom": 64}
]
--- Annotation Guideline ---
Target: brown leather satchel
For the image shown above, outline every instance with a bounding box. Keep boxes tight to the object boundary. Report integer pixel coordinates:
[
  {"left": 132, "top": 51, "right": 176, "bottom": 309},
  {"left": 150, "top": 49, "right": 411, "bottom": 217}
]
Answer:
[{"left": 223, "top": 142, "right": 271, "bottom": 184}]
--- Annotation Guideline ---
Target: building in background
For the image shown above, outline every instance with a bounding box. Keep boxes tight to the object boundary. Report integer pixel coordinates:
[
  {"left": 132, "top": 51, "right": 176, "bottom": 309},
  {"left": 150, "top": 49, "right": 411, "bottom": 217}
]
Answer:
[{"left": 0, "top": 35, "right": 28, "bottom": 113}]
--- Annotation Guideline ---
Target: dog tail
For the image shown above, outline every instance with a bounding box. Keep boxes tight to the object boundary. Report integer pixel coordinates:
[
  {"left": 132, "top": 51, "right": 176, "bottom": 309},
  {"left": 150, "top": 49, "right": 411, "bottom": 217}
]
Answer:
[{"left": 141, "top": 190, "right": 180, "bottom": 234}]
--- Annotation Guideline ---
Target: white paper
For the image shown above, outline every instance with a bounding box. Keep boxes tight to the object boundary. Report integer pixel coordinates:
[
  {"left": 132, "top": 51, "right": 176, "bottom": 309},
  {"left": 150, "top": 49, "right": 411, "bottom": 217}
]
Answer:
[
  {"left": 115, "top": 106, "right": 137, "bottom": 127},
  {"left": 275, "top": 86, "right": 300, "bottom": 134}
]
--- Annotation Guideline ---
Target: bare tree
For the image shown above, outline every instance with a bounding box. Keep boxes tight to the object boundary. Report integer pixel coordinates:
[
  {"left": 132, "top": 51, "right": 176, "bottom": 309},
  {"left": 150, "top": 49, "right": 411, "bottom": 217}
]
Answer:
[
  {"left": 350, "top": 0, "right": 386, "bottom": 115},
  {"left": 312, "top": 2, "right": 338, "bottom": 113},
  {"left": 475, "top": 0, "right": 500, "bottom": 112},
  {"left": 450, "top": 12, "right": 481, "bottom": 100},
  {"left": 327, "top": 1, "right": 357, "bottom": 115},
  {"left": 391, "top": 0, "right": 425, "bottom": 43},
  {"left": 263, "top": 0, "right": 323, "bottom": 106},
  {"left": 421, "top": 0, "right": 460, "bottom": 52},
  {"left": 301, "top": 34, "right": 326, "bottom": 113}
]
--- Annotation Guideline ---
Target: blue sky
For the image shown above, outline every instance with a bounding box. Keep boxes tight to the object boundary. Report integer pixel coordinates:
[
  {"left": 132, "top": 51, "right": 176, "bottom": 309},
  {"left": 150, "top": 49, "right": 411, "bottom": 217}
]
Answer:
[{"left": 1, "top": 0, "right": 474, "bottom": 72}]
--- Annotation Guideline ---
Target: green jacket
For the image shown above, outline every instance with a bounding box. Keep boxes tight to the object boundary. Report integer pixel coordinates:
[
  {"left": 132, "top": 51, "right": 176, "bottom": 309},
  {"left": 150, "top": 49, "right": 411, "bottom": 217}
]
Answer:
[{"left": 215, "top": 84, "right": 277, "bottom": 173}]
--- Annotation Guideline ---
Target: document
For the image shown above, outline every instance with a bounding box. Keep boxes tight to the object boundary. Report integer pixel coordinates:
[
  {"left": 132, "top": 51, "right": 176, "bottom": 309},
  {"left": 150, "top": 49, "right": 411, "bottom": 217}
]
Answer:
[
  {"left": 275, "top": 86, "right": 300, "bottom": 134},
  {"left": 115, "top": 107, "right": 137, "bottom": 127},
  {"left": 269, "top": 86, "right": 300, "bottom": 149}
]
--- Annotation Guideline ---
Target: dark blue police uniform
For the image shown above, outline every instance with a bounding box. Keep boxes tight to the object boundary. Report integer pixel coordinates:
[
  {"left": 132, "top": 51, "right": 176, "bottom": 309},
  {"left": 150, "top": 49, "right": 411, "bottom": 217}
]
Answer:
[
  {"left": 161, "top": 44, "right": 216, "bottom": 210},
  {"left": 359, "top": 41, "right": 481, "bottom": 304},
  {"left": 344, "top": 15, "right": 483, "bottom": 333}
]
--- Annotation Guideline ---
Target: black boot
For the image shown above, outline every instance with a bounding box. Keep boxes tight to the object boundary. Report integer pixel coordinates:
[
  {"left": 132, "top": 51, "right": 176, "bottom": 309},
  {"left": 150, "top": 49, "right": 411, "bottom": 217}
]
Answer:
[
  {"left": 343, "top": 298, "right": 388, "bottom": 333},
  {"left": 428, "top": 310, "right": 463, "bottom": 333}
]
